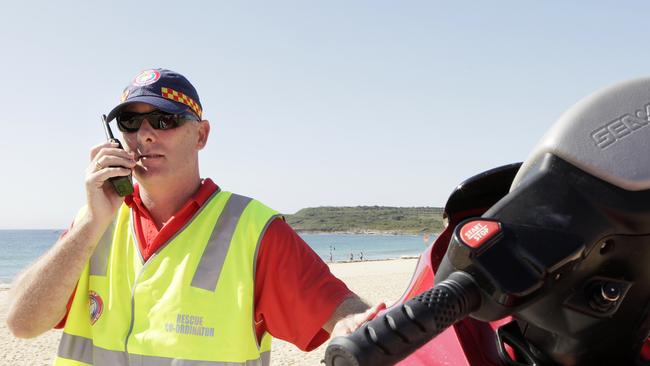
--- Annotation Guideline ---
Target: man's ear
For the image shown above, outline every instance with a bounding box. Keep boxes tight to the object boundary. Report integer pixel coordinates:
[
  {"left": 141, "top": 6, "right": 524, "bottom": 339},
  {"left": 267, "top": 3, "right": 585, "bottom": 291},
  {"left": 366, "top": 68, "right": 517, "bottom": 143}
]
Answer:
[{"left": 196, "top": 120, "right": 210, "bottom": 150}]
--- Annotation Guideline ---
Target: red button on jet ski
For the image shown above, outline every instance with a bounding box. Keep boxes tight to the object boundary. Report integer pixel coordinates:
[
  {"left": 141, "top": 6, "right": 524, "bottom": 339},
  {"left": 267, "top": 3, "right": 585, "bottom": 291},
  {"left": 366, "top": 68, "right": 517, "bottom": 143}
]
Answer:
[{"left": 459, "top": 220, "right": 501, "bottom": 248}]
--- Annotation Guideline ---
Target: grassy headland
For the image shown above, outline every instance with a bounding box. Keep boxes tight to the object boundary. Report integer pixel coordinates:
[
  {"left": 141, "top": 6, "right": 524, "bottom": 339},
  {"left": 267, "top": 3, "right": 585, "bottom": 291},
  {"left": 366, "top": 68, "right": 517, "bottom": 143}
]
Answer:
[{"left": 285, "top": 206, "right": 444, "bottom": 235}]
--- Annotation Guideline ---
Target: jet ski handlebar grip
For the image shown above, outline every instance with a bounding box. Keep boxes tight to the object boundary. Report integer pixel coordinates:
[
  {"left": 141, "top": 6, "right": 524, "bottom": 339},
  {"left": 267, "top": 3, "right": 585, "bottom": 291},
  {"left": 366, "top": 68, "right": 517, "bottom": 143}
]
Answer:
[{"left": 324, "top": 271, "right": 480, "bottom": 366}]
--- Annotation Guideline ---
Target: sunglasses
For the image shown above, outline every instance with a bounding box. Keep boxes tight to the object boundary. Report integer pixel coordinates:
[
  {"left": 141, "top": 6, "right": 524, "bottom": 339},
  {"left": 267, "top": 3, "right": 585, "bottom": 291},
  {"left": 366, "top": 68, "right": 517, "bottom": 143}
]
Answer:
[{"left": 116, "top": 111, "right": 200, "bottom": 132}]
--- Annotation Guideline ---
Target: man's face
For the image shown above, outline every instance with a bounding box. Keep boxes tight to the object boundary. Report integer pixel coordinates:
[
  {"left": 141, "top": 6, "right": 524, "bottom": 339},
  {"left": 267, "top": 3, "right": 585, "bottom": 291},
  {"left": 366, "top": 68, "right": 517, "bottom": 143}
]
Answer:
[{"left": 119, "top": 102, "right": 209, "bottom": 185}]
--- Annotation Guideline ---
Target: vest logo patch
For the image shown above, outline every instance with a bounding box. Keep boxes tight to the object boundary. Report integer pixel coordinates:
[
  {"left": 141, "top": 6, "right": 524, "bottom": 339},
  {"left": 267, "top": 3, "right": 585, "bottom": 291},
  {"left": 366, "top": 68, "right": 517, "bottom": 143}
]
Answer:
[
  {"left": 165, "top": 313, "right": 215, "bottom": 337},
  {"left": 89, "top": 291, "right": 104, "bottom": 325}
]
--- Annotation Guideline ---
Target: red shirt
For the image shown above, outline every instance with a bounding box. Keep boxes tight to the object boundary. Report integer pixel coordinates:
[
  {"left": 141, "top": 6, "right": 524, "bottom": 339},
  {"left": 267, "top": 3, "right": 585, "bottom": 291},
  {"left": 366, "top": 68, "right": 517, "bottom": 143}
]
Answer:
[{"left": 57, "top": 179, "right": 353, "bottom": 351}]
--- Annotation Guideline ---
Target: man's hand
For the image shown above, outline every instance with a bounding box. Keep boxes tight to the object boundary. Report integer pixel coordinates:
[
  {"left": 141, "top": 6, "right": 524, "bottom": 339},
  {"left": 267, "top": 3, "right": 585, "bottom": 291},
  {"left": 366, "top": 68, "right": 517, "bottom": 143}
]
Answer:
[
  {"left": 323, "top": 296, "right": 387, "bottom": 338},
  {"left": 85, "top": 141, "right": 136, "bottom": 224},
  {"left": 330, "top": 302, "right": 386, "bottom": 338}
]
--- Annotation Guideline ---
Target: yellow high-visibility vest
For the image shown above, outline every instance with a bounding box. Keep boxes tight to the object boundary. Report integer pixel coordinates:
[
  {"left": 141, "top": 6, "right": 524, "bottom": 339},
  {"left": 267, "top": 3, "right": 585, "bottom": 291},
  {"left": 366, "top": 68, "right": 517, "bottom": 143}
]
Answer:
[{"left": 55, "top": 191, "right": 279, "bottom": 366}]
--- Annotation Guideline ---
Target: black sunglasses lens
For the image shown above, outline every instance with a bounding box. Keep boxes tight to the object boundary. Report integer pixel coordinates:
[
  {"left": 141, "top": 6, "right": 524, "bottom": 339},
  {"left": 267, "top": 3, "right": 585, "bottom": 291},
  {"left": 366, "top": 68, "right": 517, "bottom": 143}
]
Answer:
[
  {"left": 115, "top": 111, "right": 192, "bottom": 132},
  {"left": 116, "top": 113, "right": 142, "bottom": 132},
  {"left": 153, "top": 114, "right": 179, "bottom": 130}
]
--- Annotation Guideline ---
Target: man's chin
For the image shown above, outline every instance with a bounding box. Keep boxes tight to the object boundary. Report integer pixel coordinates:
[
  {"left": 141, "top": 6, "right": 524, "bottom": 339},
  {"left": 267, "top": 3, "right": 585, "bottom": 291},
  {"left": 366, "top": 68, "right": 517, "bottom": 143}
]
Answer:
[{"left": 133, "top": 166, "right": 168, "bottom": 183}]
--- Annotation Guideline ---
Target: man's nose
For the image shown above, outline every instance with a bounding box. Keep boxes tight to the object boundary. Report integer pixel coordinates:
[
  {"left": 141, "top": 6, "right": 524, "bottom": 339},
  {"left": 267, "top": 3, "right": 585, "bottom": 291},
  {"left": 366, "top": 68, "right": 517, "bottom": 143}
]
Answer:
[{"left": 136, "top": 118, "right": 157, "bottom": 143}]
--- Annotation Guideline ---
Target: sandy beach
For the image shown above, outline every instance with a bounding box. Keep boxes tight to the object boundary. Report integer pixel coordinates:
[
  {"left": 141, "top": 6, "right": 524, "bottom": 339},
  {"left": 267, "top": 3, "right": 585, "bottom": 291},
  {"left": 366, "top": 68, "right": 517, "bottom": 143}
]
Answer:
[{"left": 0, "top": 258, "right": 419, "bottom": 366}]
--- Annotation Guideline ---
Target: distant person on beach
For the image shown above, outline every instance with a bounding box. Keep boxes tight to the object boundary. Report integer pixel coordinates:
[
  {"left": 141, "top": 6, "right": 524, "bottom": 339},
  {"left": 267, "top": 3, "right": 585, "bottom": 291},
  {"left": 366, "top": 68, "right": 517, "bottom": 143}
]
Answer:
[
  {"left": 6, "top": 69, "right": 384, "bottom": 364},
  {"left": 350, "top": 252, "right": 354, "bottom": 261},
  {"left": 360, "top": 251, "right": 364, "bottom": 261}
]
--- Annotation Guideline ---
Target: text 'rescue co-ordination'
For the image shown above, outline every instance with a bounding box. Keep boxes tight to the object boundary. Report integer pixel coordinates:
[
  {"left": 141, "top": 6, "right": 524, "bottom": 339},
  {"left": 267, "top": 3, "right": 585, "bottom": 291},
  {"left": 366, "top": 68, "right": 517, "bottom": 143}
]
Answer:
[{"left": 165, "top": 313, "right": 215, "bottom": 337}]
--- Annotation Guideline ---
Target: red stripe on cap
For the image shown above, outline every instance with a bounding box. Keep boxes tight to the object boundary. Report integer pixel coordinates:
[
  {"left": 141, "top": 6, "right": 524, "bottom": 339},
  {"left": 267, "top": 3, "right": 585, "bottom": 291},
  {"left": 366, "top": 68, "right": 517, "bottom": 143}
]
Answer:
[{"left": 160, "top": 87, "right": 202, "bottom": 118}]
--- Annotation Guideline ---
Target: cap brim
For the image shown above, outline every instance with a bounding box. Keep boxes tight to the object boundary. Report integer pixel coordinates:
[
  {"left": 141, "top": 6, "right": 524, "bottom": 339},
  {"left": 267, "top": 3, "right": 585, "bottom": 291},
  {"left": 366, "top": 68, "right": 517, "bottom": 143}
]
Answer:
[{"left": 106, "top": 96, "right": 189, "bottom": 122}]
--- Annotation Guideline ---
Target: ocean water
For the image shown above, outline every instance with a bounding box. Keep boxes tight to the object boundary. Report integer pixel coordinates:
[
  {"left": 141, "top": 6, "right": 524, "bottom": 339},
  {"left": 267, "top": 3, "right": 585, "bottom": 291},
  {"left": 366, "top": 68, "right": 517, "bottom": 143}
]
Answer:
[
  {"left": 300, "top": 233, "right": 433, "bottom": 263},
  {"left": 0, "top": 230, "right": 434, "bottom": 285},
  {"left": 0, "top": 230, "right": 65, "bottom": 285}
]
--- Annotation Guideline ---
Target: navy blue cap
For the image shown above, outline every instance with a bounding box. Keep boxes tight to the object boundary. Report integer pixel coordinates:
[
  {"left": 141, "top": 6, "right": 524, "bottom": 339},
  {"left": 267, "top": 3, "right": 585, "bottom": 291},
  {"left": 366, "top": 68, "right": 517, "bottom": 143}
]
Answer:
[{"left": 106, "top": 68, "right": 203, "bottom": 122}]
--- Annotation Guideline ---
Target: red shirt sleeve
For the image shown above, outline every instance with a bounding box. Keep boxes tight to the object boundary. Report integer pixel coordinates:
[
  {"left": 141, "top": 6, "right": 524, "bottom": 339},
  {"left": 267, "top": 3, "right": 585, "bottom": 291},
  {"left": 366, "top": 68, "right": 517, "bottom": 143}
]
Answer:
[{"left": 254, "top": 218, "right": 355, "bottom": 351}]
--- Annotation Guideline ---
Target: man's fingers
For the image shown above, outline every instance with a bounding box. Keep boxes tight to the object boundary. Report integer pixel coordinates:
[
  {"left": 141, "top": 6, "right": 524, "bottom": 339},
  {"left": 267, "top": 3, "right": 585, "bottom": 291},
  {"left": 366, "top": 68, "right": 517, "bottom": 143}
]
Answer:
[
  {"left": 86, "top": 167, "right": 132, "bottom": 188},
  {"left": 353, "top": 302, "right": 386, "bottom": 325},
  {"left": 329, "top": 301, "right": 388, "bottom": 338},
  {"left": 94, "top": 148, "right": 135, "bottom": 163},
  {"left": 335, "top": 302, "right": 388, "bottom": 336},
  {"left": 88, "top": 146, "right": 136, "bottom": 175},
  {"left": 90, "top": 142, "right": 135, "bottom": 167},
  {"left": 94, "top": 155, "right": 137, "bottom": 171},
  {"left": 364, "top": 302, "right": 386, "bottom": 321},
  {"left": 90, "top": 141, "right": 120, "bottom": 160}
]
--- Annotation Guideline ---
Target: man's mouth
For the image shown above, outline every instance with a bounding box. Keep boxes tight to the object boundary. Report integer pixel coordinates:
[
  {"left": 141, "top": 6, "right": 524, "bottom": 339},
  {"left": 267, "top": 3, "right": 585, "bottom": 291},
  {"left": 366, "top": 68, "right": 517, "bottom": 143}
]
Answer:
[{"left": 137, "top": 154, "right": 165, "bottom": 161}]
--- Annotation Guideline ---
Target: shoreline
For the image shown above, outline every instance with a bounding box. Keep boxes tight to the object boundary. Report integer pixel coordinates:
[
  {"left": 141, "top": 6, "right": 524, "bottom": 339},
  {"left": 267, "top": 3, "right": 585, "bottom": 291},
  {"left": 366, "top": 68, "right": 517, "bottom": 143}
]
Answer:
[
  {"left": 0, "top": 228, "right": 438, "bottom": 235},
  {"left": 324, "top": 255, "right": 420, "bottom": 265},
  {"left": 297, "top": 230, "right": 439, "bottom": 236},
  {"left": 0, "top": 257, "right": 420, "bottom": 291}
]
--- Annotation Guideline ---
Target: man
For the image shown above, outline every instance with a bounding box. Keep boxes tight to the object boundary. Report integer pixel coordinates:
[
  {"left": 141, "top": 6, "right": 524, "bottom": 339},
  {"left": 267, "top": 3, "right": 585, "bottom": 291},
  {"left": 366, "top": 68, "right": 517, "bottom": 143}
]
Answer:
[{"left": 6, "top": 69, "right": 384, "bottom": 365}]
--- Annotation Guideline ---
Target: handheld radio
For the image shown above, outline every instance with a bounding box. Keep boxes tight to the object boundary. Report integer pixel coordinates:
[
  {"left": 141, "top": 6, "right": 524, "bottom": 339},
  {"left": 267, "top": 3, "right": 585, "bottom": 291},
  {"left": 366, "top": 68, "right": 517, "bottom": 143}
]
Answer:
[{"left": 102, "top": 114, "right": 134, "bottom": 196}]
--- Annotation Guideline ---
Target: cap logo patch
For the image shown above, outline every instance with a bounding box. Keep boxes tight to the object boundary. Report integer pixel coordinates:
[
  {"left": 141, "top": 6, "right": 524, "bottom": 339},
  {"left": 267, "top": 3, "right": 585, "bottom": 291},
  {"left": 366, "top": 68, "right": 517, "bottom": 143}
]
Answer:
[
  {"left": 89, "top": 291, "right": 104, "bottom": 325},
  {"left": 161, "top": 87, "right": 203, "bottom": 119},
  {"left": 133, "top": 69, "right": 161, "bottom": 86}
]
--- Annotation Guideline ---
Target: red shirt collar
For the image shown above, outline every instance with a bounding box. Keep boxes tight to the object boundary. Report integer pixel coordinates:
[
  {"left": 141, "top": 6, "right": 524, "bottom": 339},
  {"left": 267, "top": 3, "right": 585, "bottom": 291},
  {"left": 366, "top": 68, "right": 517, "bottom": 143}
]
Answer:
[{"left": 125, "top": 178, "right": 219, "bottom": 222}]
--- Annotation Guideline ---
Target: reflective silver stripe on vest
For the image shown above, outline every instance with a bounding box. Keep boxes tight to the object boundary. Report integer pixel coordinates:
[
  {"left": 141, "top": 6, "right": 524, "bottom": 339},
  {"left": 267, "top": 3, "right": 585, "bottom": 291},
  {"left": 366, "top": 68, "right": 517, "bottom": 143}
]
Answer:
[
  {"left": 191, "top": 194, "right": 253, "bottom": 291},
  {"left": 127, "top": 352, "right": 270, "bottom": 366},
  {"left": 58, "top": 332, "right": 93, "bottom": 364},
  {"left": 58, "top": 333, "right": 270, "bottom": 365},
  {"left": 90, "top": 220, "right": 116, "bottom": 276},
  {"left": 95, "top": 344, "right": 129, "bottom": 365}
]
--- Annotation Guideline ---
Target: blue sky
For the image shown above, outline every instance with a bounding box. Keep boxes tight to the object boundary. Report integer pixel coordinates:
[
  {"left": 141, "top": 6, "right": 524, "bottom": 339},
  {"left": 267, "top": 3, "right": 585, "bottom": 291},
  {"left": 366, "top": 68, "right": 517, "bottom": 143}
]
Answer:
[{"left": 2, "top": 1, "right": 649, "bottom": 229}]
